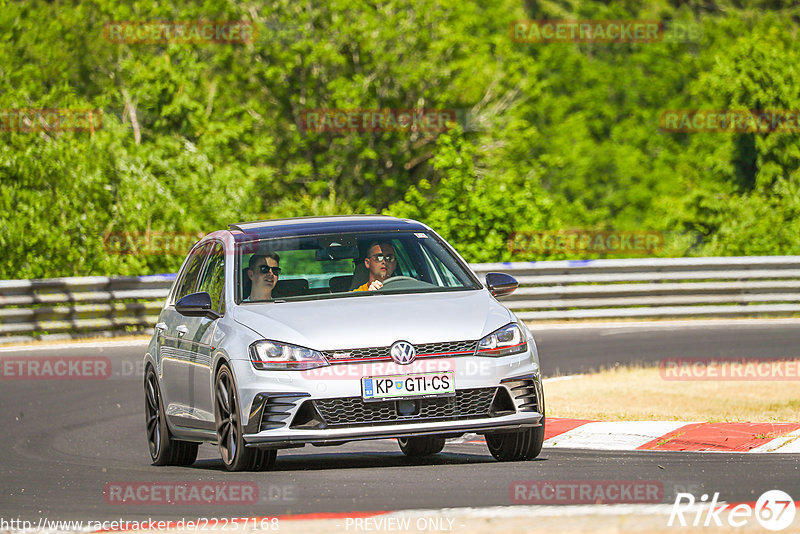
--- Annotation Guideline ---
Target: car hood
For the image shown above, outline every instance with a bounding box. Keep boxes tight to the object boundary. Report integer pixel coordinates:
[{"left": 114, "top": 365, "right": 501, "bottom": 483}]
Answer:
[{"left": 232, "top": 289, "right": 513, "bottom": 350}]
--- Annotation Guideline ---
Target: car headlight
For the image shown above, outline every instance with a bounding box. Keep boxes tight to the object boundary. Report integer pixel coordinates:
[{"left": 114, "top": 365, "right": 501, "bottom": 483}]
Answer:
[
  {"left": 475, "top": 323, "right": 527, "bottom": 357},
  {"left": 249, "top": 340, "right": 329, "bottom": 370}
]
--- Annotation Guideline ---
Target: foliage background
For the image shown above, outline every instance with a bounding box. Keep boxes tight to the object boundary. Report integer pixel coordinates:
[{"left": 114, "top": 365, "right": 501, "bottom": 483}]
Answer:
[{"left": 1, "top": 0, "right": 799, "bottom": 278}]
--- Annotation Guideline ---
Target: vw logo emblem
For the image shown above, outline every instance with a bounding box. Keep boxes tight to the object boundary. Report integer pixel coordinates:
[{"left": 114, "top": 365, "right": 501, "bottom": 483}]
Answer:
[{"left": 390, "top": 341, "right": 416, "bottom": 365}]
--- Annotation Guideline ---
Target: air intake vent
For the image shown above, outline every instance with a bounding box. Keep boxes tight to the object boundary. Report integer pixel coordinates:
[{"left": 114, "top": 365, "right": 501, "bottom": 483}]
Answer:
[
  {"left": 245, "top": 392, "right": 310, "bottom": 434},
  {"left": 502, "top": 378, "right": 540, "bottom": 412}
]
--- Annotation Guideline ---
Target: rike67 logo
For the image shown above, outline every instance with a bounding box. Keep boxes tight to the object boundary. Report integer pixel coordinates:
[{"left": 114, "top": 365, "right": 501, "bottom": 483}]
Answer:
[{"left": 669, "top": 490, "right": 796, "bottom": 531}]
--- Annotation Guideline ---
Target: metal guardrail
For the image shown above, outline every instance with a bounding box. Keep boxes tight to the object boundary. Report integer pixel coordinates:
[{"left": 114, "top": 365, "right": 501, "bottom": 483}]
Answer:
[
  {"left": 1, "top": 256, "right": 799, "bottom": 343},
  {"left": 471, "top": 256, "right": 800, "bottom": 320},
  {"left": 0, "top": 275, "right": 175, "bottom": 344}
]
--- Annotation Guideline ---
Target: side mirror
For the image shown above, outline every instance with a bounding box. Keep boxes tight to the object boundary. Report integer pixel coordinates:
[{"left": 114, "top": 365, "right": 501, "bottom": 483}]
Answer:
[
  {"left": 485, "top": 272, "right": 518, "bottom": 297},
  {"left": 175, "top": 292, "right": 220, "bottom": 319}
]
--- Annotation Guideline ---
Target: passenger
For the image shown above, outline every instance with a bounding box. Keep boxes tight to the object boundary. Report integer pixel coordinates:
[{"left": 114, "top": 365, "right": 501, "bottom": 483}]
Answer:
[
  {"left": 354, "top": 242, "right": 396, "bottom": 291},
  {"left": 246, "top": 252, "right": 281, "bottom": 301}
]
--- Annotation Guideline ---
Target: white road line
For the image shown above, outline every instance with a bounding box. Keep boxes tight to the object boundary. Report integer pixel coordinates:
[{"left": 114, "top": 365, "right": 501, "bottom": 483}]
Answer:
[
  {"left": 527, "top": 318, "right": 800, "bottom": 331},
  {"left": 0, "top": 339, "right": 149, "bottom": 352},
  {"left": 387, "top": 503, "right": 684, "bottom": 518},
  {"left": 773, "top": 437, "right": 800, "bottom": 453},
  {"left": 750, "top": 429, "right": 800, "bottom": 453},
  {"left": 544, "top": 421, "right": 691, "bottom": 450},
  {"left": 542, "top": 375, "right": 578, "bottom": 383}
]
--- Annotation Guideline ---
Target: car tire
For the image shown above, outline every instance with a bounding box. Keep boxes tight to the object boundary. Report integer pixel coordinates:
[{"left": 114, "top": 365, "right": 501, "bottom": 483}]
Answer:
[
  {"left": 398, "top": 436, "right": 446, "bottom": 457},
  {"left": 144, "top": 366, "right": 199, "bottom": 466},
  {"left": 485, "top": 418, "right": 545, "bottom": 462},
  {"left": 214, "top": 363, "right": 277, "bottom": 471}
]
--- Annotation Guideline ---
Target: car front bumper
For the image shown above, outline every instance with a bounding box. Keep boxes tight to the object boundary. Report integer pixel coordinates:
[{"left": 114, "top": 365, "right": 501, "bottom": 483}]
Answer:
[
  {"left": 243, "top": 409, "right": 543, "bottom": 447},
  {"left": 230, "top": 343, "right": 544, "bottom": 449}
]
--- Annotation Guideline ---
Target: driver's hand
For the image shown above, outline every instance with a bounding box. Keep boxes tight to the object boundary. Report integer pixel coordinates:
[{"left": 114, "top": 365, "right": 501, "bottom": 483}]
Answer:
[{"left": 368, "top": 280, "right": 383, "bottom": 291}]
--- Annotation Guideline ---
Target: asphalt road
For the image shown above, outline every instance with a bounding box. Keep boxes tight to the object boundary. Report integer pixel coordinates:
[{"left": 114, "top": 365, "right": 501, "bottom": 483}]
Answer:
[
  {"left": 1, "top": 321, "right": 799, "bottom": 523},
  {"left": 533, "top": 319, "right": 800, "bottom": 376}
]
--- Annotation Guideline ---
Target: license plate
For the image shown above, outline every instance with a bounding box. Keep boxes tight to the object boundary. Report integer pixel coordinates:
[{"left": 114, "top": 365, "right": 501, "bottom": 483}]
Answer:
[{"left": 362, "top": 371, "right": 455, "bottom": 402}]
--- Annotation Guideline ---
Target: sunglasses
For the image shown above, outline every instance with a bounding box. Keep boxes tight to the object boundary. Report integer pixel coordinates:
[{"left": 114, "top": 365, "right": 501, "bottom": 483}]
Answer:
[
  {"left": 257, "top": 265, "right": 281, "bottom": 275},
  {"left": 370, "top": 254, "right": 396, "bottom": 263}
]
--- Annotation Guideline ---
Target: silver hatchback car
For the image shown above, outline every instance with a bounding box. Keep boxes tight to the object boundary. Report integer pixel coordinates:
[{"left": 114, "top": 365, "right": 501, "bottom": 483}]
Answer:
[{"left": 143, "top": 216, "right": 545, "bottom": 471}]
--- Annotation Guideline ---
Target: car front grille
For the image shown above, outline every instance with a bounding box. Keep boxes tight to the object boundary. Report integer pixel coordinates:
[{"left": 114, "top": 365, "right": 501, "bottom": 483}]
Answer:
[
  {"left": 322, "top": 340, "right": 478, "bottom": 362},
  {"left": 417, "top": 340, "right": 478, "bottom": 356},
  {"left": 307, "top": 387, "right": 497, "bottom": 427}
]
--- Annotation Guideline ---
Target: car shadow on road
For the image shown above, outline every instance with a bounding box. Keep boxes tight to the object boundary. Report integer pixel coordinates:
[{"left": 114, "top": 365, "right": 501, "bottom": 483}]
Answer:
[
  {"left": 186, "top": 438, "right": 550, "bottom": 472},
  {"left": 189, "top": 450, "right": 541, "bottom": 472}
]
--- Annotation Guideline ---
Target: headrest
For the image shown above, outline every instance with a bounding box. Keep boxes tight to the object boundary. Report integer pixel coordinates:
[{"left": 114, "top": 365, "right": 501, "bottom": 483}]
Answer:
[
  {"left": 272, "top": 278, "right": 309, "bottom": 298},
  {"left": 329, "top": 275, "right": 353, "bottom": 293}
]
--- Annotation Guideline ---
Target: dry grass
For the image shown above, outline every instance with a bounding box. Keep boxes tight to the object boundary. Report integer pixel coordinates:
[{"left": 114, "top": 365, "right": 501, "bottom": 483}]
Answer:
[{"left": 545, "top": 363, "right": 800, "bottom": 422}]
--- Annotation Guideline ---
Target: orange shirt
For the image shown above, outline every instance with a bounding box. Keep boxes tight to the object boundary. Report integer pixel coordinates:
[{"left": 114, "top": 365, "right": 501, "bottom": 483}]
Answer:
[{"left": 354, "top": 282, "right": 370, "bottom": 291}]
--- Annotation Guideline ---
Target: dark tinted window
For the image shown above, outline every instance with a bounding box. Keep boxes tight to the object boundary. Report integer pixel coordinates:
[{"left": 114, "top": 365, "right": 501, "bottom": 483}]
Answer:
[
  {"left": 236, "top": 232, "right": 479, "bottom": 302},
  {"left": 197, "top": 242, "right": 225, "bottom": 314},
  {"left": 175, "top": 243, "right": 209, "bottom": 301}
]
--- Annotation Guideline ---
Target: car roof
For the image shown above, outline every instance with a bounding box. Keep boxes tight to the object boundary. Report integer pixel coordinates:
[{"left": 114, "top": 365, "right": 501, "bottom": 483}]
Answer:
[{"left": 228, "top": 215, "right": 430, "bottom": 240}]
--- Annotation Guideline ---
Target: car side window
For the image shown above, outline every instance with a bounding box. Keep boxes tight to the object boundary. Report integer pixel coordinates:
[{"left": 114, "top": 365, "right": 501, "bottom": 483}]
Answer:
[
  {"left": 197, "top": 242, "right": 225, "bottom": 314},
  {"left": 175, "top": 243, "right": 209, "bottom": 302}
]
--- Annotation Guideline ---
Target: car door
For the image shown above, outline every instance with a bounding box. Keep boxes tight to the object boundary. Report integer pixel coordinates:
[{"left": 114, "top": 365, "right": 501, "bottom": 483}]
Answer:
[
  {"left": 190, "top": 241, "right": 226, "bottom": 428},
  {"left": 159, "top": 242, "right": 209, "bottom": 427}
]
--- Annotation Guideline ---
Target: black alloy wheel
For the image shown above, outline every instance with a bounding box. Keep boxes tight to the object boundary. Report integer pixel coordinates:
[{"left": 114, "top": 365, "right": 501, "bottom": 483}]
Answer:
[
  {"left": 214, "top": 364, "right": 276, "bottom": 471},
  {"left": 144, "top": 366, "right": 198, "bottom": 466}
]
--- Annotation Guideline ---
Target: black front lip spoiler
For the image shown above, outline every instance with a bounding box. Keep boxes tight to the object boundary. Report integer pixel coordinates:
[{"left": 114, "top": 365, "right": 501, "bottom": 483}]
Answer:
[{"left": 243, "top": 414, "right": 543, "bottom": 448}]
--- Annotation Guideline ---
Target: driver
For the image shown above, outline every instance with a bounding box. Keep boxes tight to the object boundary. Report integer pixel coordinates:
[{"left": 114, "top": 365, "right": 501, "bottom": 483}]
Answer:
[
  {"left": 354, "top": 242, "right": 396, "bottom": 291},
  {"left": 246, "top": 252, "right": 281, "bottom": 301}
]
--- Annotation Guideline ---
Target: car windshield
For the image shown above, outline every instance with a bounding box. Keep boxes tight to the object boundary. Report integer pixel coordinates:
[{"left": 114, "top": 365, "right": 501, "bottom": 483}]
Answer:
[{"left": 236, "top": 231, "right": 480, "bottom": 303}]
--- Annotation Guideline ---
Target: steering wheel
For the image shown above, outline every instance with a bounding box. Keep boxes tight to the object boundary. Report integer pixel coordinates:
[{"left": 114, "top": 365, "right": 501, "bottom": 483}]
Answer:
[{"left": 379, "top": 276, "right": 417, "bottom": 286}]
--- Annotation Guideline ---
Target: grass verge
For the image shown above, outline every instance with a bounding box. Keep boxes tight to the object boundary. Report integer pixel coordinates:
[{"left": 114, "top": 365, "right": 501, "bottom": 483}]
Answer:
[{"left": 545, "top": 363, "right": 800, "bottom": 422}]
